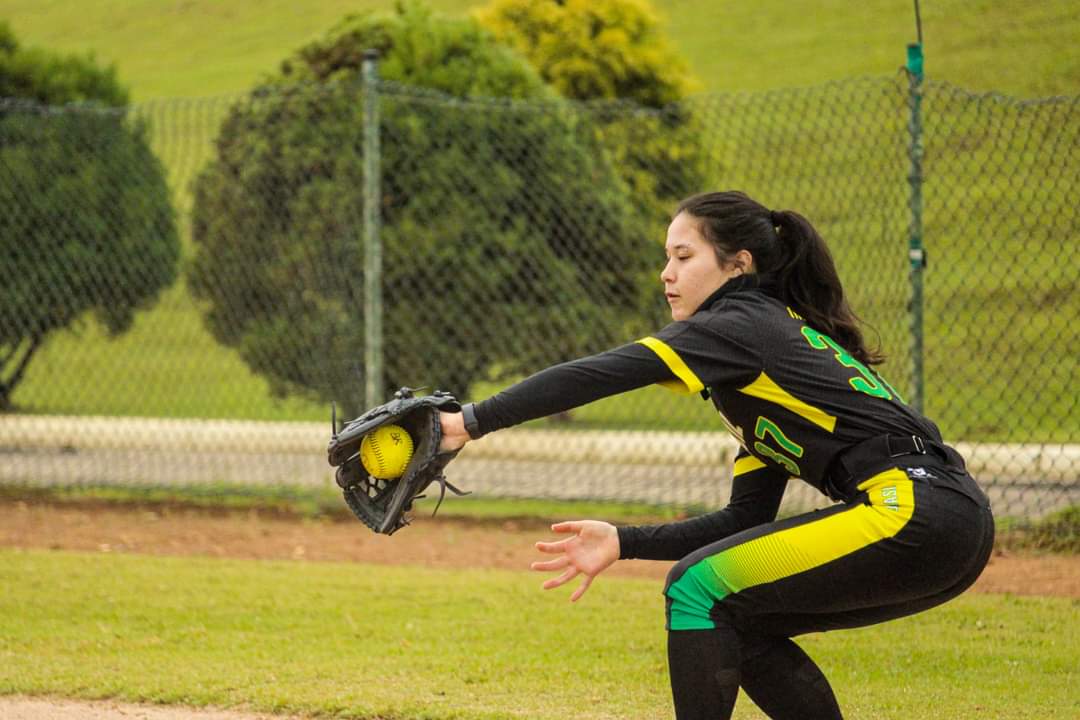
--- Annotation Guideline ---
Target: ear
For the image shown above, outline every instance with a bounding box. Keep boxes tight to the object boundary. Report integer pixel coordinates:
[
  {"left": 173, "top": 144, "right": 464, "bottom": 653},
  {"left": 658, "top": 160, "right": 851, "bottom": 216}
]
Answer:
[{"left": 729, "top": 249, "right": 755, "bottom": 275}]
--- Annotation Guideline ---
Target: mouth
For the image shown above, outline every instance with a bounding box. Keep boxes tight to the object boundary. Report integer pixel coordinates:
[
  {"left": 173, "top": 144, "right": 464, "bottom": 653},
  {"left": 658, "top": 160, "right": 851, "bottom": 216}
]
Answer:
[{"left": 665, "top": 292, "right": 679, "bottom": 303}]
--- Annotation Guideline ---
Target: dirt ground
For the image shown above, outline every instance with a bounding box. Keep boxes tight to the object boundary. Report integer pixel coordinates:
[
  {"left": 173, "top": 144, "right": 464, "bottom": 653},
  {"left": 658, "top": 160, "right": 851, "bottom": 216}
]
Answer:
[
  {"left": 2, "top": 500, "right": 1078, "bottom": 595},
  {"left": 2, "top": 500, "right": 1078, "bottom": 720},
  {"left": 0, "top": 697, "right": 287, "bottom": 720}
]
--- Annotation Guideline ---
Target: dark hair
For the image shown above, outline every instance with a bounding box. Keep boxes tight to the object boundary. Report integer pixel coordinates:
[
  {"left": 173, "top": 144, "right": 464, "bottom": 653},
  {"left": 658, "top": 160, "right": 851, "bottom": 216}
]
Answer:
[{"left": 676, "top": 190, "right": 884, "bottom": 365}]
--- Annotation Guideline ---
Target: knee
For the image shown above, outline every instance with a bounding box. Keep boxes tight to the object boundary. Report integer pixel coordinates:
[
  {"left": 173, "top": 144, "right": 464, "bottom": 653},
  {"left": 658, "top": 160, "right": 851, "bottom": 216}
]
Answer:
[{"left": 664, "top": 555, "right": 726, "bottom": 631}]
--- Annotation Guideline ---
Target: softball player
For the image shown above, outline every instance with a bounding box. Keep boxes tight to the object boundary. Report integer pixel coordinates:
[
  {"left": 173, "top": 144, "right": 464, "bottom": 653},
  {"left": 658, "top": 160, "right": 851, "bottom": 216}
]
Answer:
[{"left": 440, "top": 190, "right": 994, "bottom": 719}]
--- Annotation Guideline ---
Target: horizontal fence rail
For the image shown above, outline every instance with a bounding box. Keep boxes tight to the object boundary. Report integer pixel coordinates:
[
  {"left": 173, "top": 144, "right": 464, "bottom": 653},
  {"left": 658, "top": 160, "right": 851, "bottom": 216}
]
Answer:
[{"left": 2, "top": 416, "right": 1078, "bottom": 519}]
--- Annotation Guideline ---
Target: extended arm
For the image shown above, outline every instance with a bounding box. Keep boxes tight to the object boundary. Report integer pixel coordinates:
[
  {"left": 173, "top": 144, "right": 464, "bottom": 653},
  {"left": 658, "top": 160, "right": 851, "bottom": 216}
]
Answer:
[
  {"left": 469, "top": 342, "right": 674, "bottom": 436},
  {"left": 441, "top": 318, "right": 761, "bottom": 451},
  {"left": 439, "top": 342, "right": 670, "bottom": 452}
]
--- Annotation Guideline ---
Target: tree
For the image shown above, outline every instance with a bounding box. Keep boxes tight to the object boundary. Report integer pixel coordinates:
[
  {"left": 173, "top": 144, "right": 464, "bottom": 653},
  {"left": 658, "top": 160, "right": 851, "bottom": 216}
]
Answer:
[
  {"left": 476, "top": 0, "right": 710, "bottom": 263},
  {"left": 0, "top": 22, "right": 179, "bottom": 409},
  {"left": 188, "top": 1, "right": 654, "bottom": 415},
  {"left": 475, "top": 0, "right": 696, "bottom": 107}
]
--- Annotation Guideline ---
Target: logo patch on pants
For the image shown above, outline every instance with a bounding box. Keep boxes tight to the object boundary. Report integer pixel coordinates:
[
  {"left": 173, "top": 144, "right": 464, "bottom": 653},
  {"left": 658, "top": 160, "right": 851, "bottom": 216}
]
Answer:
[{"left": 905, "top": 466, "right": 938, "bottom": 482}]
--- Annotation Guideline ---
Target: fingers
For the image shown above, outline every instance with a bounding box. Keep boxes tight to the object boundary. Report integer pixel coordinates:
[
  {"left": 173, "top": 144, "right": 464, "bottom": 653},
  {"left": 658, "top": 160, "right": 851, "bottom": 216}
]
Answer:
[
  {"left": 534, "top": 520, "right": 598, "bottom": 602},
  {"left": 535, "top": 521, "right": 586, "bottom": 552},
  {"left": 533, "top": 559, "right": 597, "bottom": 602},
  {"left": 530, "top": 556, "right": 569, "bottom": 572},
  {"left": 534, "top": 537, "right": 574, "bottom": 554},
  {"left": 541, "top": 566, "right": 579, "bottom": 590},
  {"left": 569, "top": 575, "right": 594, "bottom": 603},
  {"left": 539, "top": 569, "right": 594, "bottom": 601}
]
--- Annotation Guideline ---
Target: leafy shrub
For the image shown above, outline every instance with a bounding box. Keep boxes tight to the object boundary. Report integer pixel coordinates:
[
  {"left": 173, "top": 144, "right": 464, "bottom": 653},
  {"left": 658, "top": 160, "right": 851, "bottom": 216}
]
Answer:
[
  {"left": 188, "top": 2, "right": 654, "bottom": 414},
  {"left": 0, "top": 21, "right": 179, "bottom": 409}
]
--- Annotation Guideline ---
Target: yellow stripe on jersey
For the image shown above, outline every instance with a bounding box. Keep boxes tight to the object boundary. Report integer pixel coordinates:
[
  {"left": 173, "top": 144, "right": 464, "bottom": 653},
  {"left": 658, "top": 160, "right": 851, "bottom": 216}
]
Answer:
[
  {"left": 737, "top": 371, "right": 837, "bottom": 433},
  {"left": 733, "top": 454, "right": 766, "bottom": 476},
  {"left": 637, "top": 336, "right": 705, "bottom": 394},
  {"left": 786, "top": 306, "right": 803, "bottom": 320}
]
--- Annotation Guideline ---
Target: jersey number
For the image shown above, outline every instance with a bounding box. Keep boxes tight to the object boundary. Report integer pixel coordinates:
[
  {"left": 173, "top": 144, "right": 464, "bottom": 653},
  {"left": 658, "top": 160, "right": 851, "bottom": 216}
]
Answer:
[
  {"left": 800, "top": 326, "right": 901, "bottom": 401},
  {"left": 754, "top": 416, "right": 803, "bottom": 476}
]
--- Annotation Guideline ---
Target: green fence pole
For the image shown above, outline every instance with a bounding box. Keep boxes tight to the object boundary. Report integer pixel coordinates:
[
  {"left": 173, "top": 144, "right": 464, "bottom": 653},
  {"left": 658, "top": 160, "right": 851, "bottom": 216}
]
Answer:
[
  {"left": 906, "top": 41, "right": 926, "bottom": 413},
  {"left": 362, "top": 49, "right": 383, "bottom": 409}
]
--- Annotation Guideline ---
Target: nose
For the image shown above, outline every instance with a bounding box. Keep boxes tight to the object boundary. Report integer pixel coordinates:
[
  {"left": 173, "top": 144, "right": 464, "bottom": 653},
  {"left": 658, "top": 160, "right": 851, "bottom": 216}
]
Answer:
[{"left": 660, "top": 258, "right": 675, "bottom": 285}]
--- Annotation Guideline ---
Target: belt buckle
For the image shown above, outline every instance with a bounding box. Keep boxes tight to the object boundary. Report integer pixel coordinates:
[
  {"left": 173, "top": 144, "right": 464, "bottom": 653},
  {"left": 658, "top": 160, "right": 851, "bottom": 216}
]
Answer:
[{"left": 887, "top": 434, "right": 925, "bottom": 457}]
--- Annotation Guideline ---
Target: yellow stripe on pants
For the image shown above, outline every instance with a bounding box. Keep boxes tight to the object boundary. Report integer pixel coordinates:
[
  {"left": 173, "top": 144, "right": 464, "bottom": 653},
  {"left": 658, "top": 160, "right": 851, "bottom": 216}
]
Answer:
[{"left": 667, "top": 468, "right": 915, "bottom": 630}]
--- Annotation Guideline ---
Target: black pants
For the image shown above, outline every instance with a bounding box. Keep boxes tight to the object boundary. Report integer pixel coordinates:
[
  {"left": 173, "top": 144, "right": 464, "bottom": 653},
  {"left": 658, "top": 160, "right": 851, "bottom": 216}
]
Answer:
[{"left": 663, "top": 461, "right": 994, "bottom": 719}]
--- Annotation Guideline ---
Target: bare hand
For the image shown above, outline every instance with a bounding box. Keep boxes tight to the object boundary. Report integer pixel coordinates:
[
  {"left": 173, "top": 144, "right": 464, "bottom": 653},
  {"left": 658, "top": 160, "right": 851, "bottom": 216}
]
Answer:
[
  {"left": 439, "top": 410, "right": 470, "bottom": 453},
  {"left": 531, "top": 520, "right": 620, "bottom": 602}
]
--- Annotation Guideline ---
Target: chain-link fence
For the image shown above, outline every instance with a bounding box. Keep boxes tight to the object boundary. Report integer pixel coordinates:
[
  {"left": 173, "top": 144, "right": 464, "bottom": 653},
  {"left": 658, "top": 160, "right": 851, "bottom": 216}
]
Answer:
[{"left": 1, "top": 73, "right": 1077, "bottom": 522}]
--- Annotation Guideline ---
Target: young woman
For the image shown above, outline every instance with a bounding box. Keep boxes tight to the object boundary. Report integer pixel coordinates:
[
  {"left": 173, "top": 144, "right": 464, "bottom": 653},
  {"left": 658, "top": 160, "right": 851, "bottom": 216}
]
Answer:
[{"left": 439, "top": 190, "right": 994, "bottom": 719}]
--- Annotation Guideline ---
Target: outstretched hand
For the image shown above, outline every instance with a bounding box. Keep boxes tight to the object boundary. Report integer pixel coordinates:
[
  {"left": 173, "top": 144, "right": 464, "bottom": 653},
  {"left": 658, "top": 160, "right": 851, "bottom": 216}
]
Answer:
[{"left": 531, "top": 520, "right": 620, "bottom": 602}]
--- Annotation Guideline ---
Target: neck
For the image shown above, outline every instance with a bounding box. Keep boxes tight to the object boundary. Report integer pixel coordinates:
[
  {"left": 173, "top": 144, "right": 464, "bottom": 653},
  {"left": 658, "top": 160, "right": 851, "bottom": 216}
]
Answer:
[{"left": 693, "top": 273, "right": 777, "bottom": 314}]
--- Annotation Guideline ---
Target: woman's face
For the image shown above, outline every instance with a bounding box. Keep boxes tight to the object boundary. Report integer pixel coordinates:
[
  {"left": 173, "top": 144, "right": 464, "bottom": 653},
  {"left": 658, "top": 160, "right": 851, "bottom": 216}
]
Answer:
[{"left": 661, "top": 212, "right": 746, "bottom": 321}]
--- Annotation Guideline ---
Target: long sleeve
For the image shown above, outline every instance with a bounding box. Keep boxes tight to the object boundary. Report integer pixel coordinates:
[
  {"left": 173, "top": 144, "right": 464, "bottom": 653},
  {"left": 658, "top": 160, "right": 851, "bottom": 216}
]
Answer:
[
  {"left": 616, "top": 452, "right": 789, "bottom": 561},
  {"left": 471, "top": 312, "right": 763, "bottom": 436},
  {"left": 471, "top": 342, "right": 673, "bottom": 435}
]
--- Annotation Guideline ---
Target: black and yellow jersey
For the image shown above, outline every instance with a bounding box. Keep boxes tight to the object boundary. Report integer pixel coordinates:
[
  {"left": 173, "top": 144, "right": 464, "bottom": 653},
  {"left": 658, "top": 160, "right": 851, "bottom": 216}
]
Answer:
[
  {"left": 470, "top": 273, "right": 945, "bottom": 559},
  {"left": 643, "top": 274, "right": 941, "bottom": 497}
]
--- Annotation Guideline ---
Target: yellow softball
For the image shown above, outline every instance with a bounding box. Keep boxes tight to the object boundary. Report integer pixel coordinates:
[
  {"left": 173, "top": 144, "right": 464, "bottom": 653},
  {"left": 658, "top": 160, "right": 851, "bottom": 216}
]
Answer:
[{"left": 359, "top": 424, "right": 415, "bottom": 480}]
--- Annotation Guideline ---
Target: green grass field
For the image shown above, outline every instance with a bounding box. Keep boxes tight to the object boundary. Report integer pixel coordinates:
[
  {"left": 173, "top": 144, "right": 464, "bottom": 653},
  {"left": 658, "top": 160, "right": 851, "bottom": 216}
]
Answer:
[
  {"left": 1, "top": 0, "right": 1078, "bottom": 442},
  {"left": 1, "top": 549, "right": 1077, "bottom": 719}
]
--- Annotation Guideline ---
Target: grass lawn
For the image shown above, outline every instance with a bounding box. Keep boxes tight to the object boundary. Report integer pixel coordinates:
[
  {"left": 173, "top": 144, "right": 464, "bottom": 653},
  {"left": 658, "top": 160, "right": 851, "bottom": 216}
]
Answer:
[{"left": 1, "top": 549, "right": 1077, "bottom": 718}]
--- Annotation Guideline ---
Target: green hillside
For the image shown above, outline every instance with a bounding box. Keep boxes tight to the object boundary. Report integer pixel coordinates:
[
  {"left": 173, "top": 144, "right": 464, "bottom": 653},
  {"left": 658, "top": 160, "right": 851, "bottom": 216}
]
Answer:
[{"left": 1, "top": 0, "right": 1077, "bottom": 100}]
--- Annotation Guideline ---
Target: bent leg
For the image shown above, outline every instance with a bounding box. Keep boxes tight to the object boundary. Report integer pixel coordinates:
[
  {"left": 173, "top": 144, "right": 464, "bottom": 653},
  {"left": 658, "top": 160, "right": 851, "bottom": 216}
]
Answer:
[
  {"left": 662, "top": 466, "right": 993, "bottom": 719},
  {"left": 666, "top": 626, "right": 741, "bottom": 720},
  {"left": 739, "top": 636, "right": 842, "bottom": 720},
  {"left": 664, "top": 614, "right": 844, "bottom": 720}
]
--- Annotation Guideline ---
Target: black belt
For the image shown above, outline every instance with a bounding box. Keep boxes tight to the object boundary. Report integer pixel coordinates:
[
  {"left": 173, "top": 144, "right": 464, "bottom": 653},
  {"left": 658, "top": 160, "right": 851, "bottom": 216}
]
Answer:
[{"left": 826, "top": 433, "right": 963, "bottom": 500}]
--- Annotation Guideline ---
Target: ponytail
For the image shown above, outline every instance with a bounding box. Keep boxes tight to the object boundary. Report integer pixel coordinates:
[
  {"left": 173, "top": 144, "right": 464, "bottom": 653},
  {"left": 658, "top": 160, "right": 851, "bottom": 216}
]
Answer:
[
  {"left": 771, "top": 209, "right": 883, "bottom": 366},
  {"left": 676, "top": 191, "right": 883, "bottom": 366}
]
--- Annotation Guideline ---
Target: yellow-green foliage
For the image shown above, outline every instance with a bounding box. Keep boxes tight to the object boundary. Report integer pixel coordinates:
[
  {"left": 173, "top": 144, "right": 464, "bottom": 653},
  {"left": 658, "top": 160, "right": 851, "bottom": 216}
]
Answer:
[
  {"left": 475, "top": 0, "right": 698, "bottom": 105},
  {"left": 475, "top": 0, "right": 709, "bottom": 257}
]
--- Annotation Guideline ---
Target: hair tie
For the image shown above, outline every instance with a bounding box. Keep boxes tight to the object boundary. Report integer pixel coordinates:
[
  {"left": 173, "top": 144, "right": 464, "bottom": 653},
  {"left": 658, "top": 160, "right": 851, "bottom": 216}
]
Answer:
[{"left": 770, "top": 210, "right": 781, "bottom": 227}]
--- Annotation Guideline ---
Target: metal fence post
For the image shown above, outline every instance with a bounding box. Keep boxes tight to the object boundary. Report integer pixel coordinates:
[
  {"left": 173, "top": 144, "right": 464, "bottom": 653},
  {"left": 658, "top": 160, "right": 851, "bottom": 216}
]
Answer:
[
  {"left": 362, "top": 49, "right": 383, "bottom": 409},
  {"left": 906, "top": 41, "right": 926, "bottom": 413}
]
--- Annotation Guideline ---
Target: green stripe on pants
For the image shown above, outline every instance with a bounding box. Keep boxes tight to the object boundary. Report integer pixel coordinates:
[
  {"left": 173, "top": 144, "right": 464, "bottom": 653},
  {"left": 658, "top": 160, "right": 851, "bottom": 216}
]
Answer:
[{"left": 666, "top": 469, "right": 915, "bottom": 631}]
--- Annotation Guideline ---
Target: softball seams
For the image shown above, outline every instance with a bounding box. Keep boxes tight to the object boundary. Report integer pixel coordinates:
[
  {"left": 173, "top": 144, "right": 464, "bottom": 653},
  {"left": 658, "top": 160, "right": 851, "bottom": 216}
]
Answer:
[{"left": 370, "top": 437, "right": 387, "bottom": 475}]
